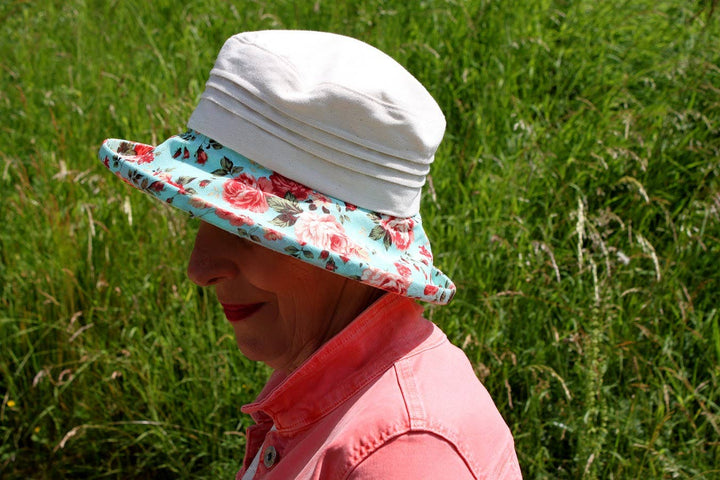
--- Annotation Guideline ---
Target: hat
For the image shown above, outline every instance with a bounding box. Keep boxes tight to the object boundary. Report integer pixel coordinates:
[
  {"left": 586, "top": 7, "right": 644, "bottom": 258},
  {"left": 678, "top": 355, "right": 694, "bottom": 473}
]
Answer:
[{"left": 99, "top": 30, "right": 455, "bottom": 304}]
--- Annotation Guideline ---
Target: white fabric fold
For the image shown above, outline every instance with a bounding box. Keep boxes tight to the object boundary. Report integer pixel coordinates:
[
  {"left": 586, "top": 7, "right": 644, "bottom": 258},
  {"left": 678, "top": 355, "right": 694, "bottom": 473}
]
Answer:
[{"left": 187, "top": 30, "right": 446, "bottom": 217}]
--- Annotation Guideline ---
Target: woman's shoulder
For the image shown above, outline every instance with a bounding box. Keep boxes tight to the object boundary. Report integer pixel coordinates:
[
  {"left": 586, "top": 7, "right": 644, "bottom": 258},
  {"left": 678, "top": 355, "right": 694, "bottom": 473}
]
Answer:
[{"left": 316, "top": 324, "right": 520, "bottom": 478}]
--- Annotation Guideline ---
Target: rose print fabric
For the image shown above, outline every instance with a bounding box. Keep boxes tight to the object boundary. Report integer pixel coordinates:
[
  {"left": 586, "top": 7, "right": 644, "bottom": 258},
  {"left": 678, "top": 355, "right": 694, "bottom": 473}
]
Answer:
[{"left": 99, "top": 130, "right": 455, "bottom": 304}]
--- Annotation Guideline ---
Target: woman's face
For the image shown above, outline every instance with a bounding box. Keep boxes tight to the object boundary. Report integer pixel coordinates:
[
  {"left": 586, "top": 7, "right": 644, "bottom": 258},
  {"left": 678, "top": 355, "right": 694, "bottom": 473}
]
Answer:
[{"left": 187, "top": 221, "right": 376, "bottom": 372}]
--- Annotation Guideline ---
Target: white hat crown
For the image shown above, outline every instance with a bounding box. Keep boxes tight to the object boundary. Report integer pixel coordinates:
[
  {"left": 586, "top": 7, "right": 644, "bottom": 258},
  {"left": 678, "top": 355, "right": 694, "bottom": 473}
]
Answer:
[{"left": 188, "top": 30, "right": 446, "bottom": 217}]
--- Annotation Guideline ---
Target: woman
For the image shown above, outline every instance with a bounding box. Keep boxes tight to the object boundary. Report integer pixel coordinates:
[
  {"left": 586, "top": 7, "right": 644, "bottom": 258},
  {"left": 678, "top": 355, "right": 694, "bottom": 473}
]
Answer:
[{"left": 100, "top": 30, "right": 521, "bottom": 479}]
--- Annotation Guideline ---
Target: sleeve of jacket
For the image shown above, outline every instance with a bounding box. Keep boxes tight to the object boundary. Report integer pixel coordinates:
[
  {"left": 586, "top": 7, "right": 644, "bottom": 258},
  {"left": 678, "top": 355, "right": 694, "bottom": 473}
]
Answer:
[{"left": 346, "top": 432, "right": 476, "bottom": 479}]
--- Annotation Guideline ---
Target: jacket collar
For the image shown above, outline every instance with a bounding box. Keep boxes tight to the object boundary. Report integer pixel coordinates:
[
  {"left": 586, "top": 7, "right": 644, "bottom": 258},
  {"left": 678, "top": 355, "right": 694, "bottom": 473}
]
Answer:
[{"left": 241, "top": 294, "right": 433, "bottom": 433}]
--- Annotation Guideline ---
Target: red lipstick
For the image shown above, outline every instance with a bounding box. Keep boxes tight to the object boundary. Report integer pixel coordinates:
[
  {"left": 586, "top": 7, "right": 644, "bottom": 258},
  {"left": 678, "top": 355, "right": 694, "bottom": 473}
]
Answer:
[{"left": 221, "top": 303, "right": 264, "bottom": 322}]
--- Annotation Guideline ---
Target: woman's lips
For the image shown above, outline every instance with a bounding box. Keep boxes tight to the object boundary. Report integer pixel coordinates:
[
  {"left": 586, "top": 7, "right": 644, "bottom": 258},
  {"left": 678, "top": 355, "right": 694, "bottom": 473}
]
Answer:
[{"left": 221, "top": 303, "right": 264, "bottom": 322}]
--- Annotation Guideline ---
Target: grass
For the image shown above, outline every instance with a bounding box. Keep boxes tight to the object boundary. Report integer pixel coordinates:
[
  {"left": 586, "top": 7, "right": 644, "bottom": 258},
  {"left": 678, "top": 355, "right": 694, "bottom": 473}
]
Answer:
[{"left": 1, "top": 0, "right": 719, "bottom": 478}]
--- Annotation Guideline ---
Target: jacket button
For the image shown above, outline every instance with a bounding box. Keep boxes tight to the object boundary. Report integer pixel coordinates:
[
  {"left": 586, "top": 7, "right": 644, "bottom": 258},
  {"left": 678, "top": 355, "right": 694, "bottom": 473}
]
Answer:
[{"left": 263, "top": 445, "right": 278, "bottom": 468}]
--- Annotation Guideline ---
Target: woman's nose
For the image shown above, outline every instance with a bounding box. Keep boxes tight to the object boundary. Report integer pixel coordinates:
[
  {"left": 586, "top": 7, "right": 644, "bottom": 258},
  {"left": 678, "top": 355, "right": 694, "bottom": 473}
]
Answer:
[{"left": 187, "top": 222, "right": 239, "bottom": 287}]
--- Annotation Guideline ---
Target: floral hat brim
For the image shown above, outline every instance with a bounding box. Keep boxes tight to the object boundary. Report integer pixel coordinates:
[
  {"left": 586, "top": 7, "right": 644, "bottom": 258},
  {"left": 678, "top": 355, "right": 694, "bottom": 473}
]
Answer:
[{"left": 99, "top": 130, "right": 455, "bottom": 304}]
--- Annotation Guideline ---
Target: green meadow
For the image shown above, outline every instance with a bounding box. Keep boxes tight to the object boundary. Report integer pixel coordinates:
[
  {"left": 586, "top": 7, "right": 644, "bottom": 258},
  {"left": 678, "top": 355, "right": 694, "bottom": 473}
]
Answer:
[{"left": 1, "top": 0, "right": 718, "bottom": 477}]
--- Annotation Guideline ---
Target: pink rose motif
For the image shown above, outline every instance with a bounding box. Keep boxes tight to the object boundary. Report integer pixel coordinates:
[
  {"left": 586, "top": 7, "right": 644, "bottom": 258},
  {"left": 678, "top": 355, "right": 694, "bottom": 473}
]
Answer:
[
  {"left": 148, "top": 181, "right": 165, "bottom": 193},
  {"left": 294, "top": 212, "right": 357, "bottom": 257},
  {"left": 196, "top": 147, "right": 208, "bottom": 165},
  {"left": 134, "top": 144, "right": 153, "bottom": 155},
  {"left": 423, "top": 284, "right": 439, "bottom": 296},
  {"left": 155, "top": 171, "right": 185, "bottom": 194},
  {"left": 381, "top": 217, "right": 415, "bottom": 250},
  {"left": 189, "top": 196, "right": 210, "bottom": 209},
  {"left": 222, "top": 174, "right": 270, "bottom": 213},
  {"left": 394, "top": 262, "right": 412, "bottom": 278},
  {"left": 216, "top": 208, "right": 254, "bottom": 226},
  {"left": 264, "top": 229, "right": 283, "bottom": 241},
  {"left": 134, "top": 144, "right": 155, "bottom": 164},
  {"left": 361, "top": 267, "right": 411, "bottom": 295},
  {"left": 270, "top": 173, "right": 312, "bottom": 201},
  {"left": 419, "top": 245, "right": 433, "bottom": 265}
]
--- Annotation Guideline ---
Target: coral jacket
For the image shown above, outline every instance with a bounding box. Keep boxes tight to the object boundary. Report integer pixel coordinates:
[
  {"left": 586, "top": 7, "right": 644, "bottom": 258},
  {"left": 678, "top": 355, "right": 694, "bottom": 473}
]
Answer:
[{"left": 237, "top": 294, "right": 522, "bottom": 479}]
